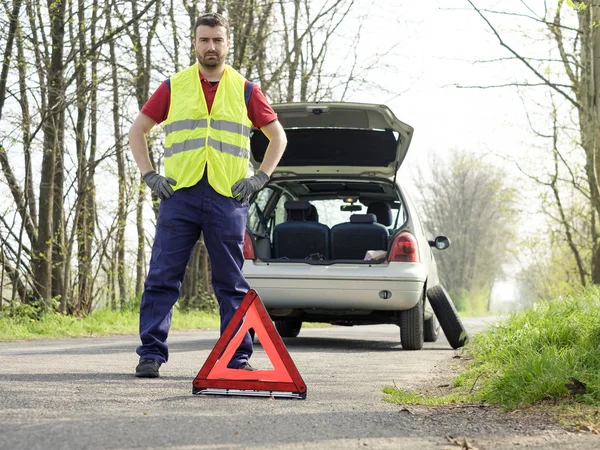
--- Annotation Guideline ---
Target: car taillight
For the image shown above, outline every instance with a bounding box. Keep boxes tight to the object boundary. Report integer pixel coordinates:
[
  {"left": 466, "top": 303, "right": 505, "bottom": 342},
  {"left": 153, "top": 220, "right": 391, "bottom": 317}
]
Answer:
[
  {"left": 388, "top": 232, "right": 420, "bottom": 262},
  {"left": 243, "top": 230, "right": 256, "bottom": 260}
]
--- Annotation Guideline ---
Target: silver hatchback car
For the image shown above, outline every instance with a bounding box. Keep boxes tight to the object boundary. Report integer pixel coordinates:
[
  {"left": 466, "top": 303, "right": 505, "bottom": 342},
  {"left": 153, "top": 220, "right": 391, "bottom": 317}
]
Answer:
[{"left": 242, "top": 102, "right": 450, "bottom": 350}]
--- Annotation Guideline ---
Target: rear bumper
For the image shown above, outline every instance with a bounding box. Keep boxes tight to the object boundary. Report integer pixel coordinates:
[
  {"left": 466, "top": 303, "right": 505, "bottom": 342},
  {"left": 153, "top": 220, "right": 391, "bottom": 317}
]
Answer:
[{"left": 243, "top": 261, "right": 426, "bottom": 311}]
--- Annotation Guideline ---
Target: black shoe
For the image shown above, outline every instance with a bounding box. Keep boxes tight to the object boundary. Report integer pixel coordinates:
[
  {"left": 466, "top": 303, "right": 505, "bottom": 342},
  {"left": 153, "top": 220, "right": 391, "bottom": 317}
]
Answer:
[
  {"left": 238, "top": 362, "right": 257, "bottom": 371},
  {"left": 135, "top": 358, "right": 160, "bottom": 378}
]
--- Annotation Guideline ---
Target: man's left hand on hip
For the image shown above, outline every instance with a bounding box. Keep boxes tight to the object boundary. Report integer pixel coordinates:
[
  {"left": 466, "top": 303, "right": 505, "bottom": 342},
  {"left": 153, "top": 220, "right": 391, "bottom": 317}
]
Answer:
[{"left": 232, "top": 171, "right": 270, "bottom": 203}]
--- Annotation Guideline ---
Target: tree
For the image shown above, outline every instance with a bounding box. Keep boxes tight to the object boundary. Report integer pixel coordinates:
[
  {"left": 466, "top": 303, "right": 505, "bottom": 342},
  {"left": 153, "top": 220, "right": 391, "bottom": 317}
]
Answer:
[
  {"left": 0, "top": 0, "right": 159, "bottom": 311},
  {"left": 0, "top": 0, "right": 395, "bottom": 315},
  {"left": 466, "top": 0, "right": 600, "bottom": 286},
  {"left": 414, "top": 150, "right": 517, "bottom": 311}
]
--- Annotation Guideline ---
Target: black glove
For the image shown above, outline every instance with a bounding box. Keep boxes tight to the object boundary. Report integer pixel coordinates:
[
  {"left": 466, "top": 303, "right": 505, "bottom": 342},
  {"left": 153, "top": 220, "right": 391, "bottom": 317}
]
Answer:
[
  {"left": 231, "top": 171, "right": 269, "bottom": 203},
  {"left": 143, "top": 170, "right": 177, "bottom": 200}
]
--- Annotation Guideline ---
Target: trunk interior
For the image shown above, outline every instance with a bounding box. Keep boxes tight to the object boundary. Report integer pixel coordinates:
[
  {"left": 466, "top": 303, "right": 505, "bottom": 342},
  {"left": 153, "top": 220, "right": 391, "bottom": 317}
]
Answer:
[{"left": 246, "top": 178, "right": 406, "bottom": 263}]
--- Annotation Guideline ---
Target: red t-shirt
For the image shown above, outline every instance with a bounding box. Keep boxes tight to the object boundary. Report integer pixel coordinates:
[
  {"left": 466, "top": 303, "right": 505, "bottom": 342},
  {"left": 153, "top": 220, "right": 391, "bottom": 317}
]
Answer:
[{"left": 141, "top": 74, "right": 277, "bottom": 129}]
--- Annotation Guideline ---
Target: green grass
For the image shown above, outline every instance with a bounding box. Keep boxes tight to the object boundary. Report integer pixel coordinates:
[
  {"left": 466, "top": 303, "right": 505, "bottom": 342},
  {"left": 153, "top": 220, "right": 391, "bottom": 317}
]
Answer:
[
  {"left": 0, "top": 307, "right": 221, "bottom": 341},
  {"left": 0, "top": 306, "right": 331, "bottom": 341},
  {"left": 384, "top": 285, "right": 600, "bottom": 413},
  {"left": 382, "top": 386, "right": 469, "bottom": 406}
]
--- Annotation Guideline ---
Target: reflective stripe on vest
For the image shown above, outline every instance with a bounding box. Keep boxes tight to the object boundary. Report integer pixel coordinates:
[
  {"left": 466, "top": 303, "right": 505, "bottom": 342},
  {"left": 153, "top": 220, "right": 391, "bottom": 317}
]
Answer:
[
  {"left": 165, "top": 118, "right": 250, "bottom": 137},
  {"left": 164, "top": 119, "right": 251, "bottom": 158},
  {"left": 163, "top": 64, "right": 253, "bottom": 197},
  {"left": 165, "top": 136, "right": 249, "bottom": 159}
]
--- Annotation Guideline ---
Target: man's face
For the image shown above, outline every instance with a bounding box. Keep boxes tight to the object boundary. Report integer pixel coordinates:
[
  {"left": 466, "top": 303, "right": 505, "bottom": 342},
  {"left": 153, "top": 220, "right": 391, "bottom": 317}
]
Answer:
[{"left": 193, "top": 25, "right": 229, "bottom": 69}]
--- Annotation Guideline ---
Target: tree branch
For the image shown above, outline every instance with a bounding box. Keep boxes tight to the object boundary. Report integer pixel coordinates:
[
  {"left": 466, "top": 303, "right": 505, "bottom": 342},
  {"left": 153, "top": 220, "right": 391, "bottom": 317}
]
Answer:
[
  {"left": 467, "top": 0, "right": 582, "bottom": 110},
  {"left": 454, "top": 82, "right": 574, "bottom": 89}
]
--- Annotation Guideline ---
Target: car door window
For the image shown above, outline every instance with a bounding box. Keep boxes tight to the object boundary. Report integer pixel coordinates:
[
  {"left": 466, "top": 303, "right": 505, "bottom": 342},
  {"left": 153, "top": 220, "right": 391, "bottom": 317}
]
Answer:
[
  {"left": 274, "top": 195, "right": 289, "bottom": 226},
  {"left": 247, "top": 188, "right": 274, "bottom": 236}
]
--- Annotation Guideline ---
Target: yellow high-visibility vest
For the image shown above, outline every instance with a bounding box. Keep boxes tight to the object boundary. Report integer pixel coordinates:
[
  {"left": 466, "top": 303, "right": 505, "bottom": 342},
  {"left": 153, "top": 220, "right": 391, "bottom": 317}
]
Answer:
[{"left": 163, "top": 63, "right": 252, "bottom": 197}]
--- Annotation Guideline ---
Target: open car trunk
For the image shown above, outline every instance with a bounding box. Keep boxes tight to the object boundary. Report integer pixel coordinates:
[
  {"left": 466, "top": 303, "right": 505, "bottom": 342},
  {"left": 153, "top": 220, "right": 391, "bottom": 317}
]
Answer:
[{"left": 249, "top": 102, "right": 414, "bottom": 178}]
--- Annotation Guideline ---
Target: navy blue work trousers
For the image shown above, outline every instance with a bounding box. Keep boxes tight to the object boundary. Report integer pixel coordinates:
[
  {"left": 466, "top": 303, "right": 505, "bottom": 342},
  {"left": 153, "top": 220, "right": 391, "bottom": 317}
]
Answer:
[{"left": 136, "top": 174, "right": 252, "bottom": 367}]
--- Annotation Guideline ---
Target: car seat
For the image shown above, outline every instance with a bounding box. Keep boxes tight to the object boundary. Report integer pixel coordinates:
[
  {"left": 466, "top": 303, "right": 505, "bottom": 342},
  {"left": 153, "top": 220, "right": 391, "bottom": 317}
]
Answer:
[
  {"left": 366, "top": 201, "right": 393, "bottom": 226},
  {"left": 330, "top": 213, "right": 388, "bottom": 260},
  {"left": 272, "top": 201, "right": 331, "bottom": 259}
]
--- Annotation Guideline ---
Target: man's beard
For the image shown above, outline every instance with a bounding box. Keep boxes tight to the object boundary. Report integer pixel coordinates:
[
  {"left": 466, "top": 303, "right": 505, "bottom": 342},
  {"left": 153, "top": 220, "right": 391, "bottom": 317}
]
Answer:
[{"left": 197, "top": 52, "right": 225, "bottom": 68}]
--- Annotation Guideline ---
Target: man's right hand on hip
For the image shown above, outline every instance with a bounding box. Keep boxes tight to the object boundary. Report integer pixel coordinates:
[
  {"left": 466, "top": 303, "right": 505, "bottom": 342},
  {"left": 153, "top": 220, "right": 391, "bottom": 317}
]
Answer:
[{"left": 143, "top": 170, "right": 177, "bottom": 200}]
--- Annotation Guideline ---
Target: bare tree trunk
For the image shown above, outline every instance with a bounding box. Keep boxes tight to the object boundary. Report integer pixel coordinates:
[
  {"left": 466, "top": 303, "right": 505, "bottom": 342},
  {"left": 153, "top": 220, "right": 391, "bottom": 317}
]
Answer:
[
  {"left": 73, "top": 0, "right": 91, "bottom": 314},
  {"left": 579, "top": 2, "right": 600, "bottom": 282},
  {"left": 185, "top": 0, "right": 198, "bottom": 66},
  {"left": 108, "top": 0, "right": 128, "bottom": 307},
  {"left": 169, "top": 0, "right": 180, "bottom": 73},
  {"left": 51, "top": 107, "right": 66, "bottom": 304},
  {"left": 16, "top": 23, "right": 37, "bottom": 227},
  {"left": 0, "top": 0, "right": 22, "bottom": 117},
  {"left": 109, "top": 241, "right": 117, "bottom": 310},
  {"left": 283, "top": 0, "right": 300, "bottom": 101},
  {"left": 229, "top": 0, "right": 255, "bottom": 71},
  {"left": 82, "top": 0, "right": 100, "bottom": 315},
  {"left": 12, "top": 20, "right": 34, "bottom": 304},
  {"left": 51, "top": 0, "right": 69, "bottom": 305},
  {"left": 33, "top": 0, "right": 66, "bottom": 304},
  {"left": 549, "top": 108, "right": 586, "bottom": 285}
]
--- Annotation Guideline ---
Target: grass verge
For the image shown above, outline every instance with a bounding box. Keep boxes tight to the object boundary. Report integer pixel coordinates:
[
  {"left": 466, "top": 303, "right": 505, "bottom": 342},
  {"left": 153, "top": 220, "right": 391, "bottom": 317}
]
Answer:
[
  {"left": 0, "top": 308, "right": 221, "bottom": 341},
  {"left": 384, "top": 285, "right": 600, "bottom": 425},
  {"left": 0, "top": 307, "right": 331, "bottom": 341}
]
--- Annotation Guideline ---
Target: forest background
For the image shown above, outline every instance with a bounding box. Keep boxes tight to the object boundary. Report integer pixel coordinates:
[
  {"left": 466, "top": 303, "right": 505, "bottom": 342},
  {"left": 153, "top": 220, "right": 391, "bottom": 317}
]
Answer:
[{"left": 1, "top": 0, "right": 599, "bottom": 319}]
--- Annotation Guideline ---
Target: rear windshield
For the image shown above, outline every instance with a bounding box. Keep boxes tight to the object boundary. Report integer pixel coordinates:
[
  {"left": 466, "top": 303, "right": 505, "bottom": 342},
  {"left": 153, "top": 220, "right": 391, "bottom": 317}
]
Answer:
[{"left": 311, "top": 199, "right": 404, "bottom": 230}]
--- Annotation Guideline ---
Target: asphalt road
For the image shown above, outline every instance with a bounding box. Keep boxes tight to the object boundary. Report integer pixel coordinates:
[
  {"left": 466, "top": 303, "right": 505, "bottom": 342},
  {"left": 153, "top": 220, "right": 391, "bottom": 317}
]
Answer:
[{"left": 1, "top": 317, "right": 598, "bottom": 449}]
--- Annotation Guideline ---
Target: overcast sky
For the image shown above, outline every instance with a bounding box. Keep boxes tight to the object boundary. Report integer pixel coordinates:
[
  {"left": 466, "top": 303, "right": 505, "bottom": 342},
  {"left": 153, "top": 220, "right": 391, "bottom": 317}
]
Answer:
[{"left": 331, "top": 1, "right": 560, "bottom": 190}]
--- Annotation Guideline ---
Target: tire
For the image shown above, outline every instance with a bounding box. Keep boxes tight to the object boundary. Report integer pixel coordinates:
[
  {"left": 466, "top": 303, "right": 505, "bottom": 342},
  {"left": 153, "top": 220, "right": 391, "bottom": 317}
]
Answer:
[
  {"left": 275, "top": 319, "right": 302, "bottom": 338},
  {"left": 400, "top": 294, "right": 424, "bottom": 350},
  {"left": 426, "top": 284, "right": 468, "bottom": 349},
  {"left": 424, "top": 313, "right": 440, "bottom": 342}
]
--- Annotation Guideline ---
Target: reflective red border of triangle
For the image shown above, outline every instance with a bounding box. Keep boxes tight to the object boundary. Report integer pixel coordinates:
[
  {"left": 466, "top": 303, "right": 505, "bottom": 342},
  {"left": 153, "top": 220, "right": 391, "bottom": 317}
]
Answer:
[{"left": 193, "top": 289, "right": 307, "bottom": 397}]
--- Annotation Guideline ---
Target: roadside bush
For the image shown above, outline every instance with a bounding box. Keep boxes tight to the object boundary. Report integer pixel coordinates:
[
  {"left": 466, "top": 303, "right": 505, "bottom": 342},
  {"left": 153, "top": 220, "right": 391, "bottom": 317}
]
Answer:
[
  {"left": 455, "top": 285, "right": 600, "bottom": 409},
  {"left": 451, "top": 285, "right": 490, "bottom": 316},
  {"left": 0, "top": 298, "right": 59, "bottom": 322}
]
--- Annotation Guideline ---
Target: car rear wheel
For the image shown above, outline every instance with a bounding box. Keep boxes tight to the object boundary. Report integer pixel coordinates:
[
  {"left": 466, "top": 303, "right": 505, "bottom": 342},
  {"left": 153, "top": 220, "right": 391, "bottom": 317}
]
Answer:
[
  {"left": 424, "top": 313, "right": 440, "bottom": 342},
  {"left": 275, "top": 319, "right": 302, "bottom": 338},
  {"left": 426, "top": 284, "right": 468, "bottom": 349},
  {"left": 400, "top": 294, "right": 424, "bottom": 350}
]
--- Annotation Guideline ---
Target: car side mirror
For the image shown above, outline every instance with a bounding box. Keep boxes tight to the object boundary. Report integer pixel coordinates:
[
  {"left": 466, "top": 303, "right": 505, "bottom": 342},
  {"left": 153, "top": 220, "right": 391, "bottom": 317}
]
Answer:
[{"left": 429, "top": 236, "right": 450, "bottom": 250}]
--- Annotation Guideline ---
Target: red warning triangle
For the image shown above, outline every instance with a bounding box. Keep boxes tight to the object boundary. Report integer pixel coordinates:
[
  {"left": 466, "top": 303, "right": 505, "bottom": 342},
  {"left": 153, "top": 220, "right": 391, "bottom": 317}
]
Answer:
[{"left": 193, "top": 289, "right": 307, "bottom": 399}]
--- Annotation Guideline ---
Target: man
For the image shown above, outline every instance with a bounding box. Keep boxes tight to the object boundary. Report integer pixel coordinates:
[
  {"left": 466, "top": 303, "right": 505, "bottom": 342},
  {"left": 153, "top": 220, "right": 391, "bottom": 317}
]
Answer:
[{"left": 128, "top": 12, "right": 287, "bottom": 378}]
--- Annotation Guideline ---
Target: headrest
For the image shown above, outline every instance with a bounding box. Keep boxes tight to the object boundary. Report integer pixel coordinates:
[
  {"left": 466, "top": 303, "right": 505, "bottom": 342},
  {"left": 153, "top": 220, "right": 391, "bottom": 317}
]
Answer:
[
  {"left": 307, "top": 205, "right": 319, "bottom": 222},
  {"left": 285, "top": 200, "right": 312, "bottom": 221},
  {"left": 350, "top": 213, "right": 376, "bottom": 224},
  {"left": 284, "top": 201, "right": 312, "bottom": 211},
  {"left": 367, "top": 202, "right": 393, "bottom": 226}
]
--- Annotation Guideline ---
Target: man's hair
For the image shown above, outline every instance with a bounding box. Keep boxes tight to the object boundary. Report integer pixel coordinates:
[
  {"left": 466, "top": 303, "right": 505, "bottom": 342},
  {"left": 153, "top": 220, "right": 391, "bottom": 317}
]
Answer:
[{"left": 194, "top": 13, "right": 229, "bottom": 36}]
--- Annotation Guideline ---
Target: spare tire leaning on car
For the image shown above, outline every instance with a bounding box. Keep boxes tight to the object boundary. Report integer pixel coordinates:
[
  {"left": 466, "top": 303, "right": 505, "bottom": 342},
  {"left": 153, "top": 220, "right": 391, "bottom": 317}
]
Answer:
[{"left": 426, "top": 285, "right": 468, "bottom": 349}]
